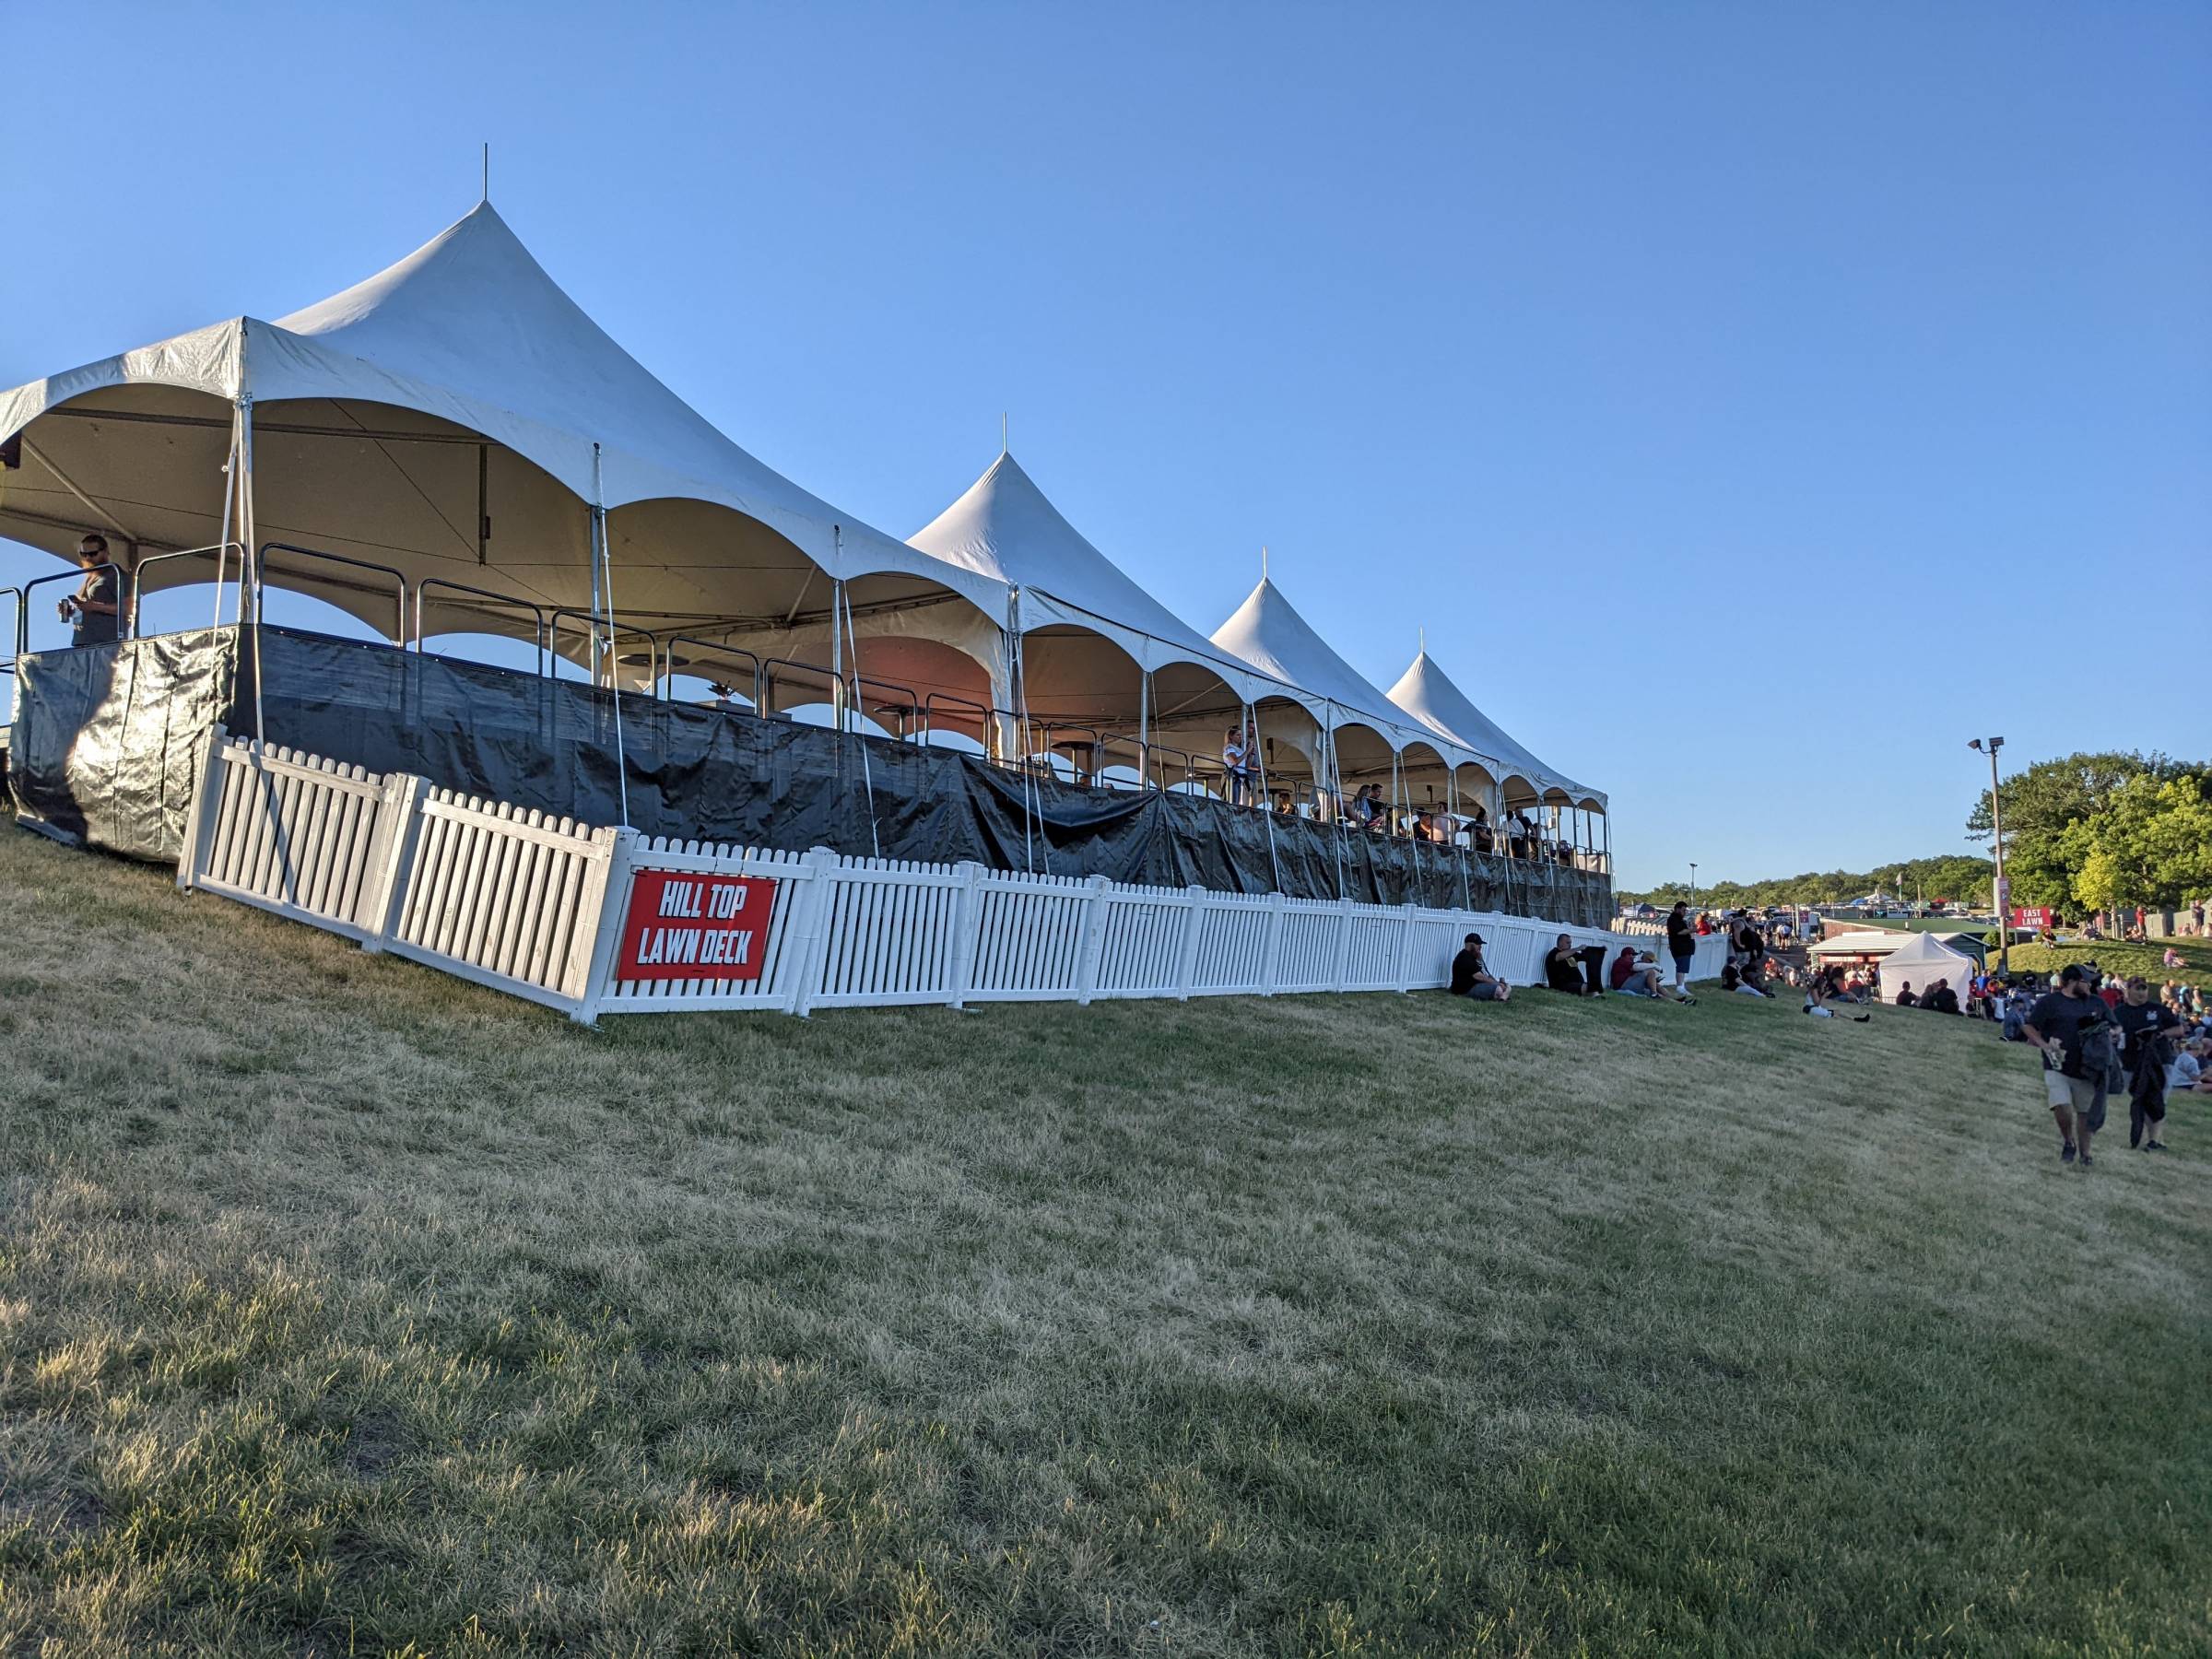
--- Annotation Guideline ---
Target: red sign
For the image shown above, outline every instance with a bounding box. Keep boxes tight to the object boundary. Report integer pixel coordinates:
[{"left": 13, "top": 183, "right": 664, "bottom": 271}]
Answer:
[
  {"left": 2010, "top": 905, "right": 2051, "bottom": 932},
  {"left": 619, "top": 870, "right": 778, "bottom": 980}
]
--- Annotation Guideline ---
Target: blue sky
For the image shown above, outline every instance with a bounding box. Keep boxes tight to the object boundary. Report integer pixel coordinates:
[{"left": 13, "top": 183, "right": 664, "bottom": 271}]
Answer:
[{"left": 4, "top": 2, "right": 2206, "bottom": 888}]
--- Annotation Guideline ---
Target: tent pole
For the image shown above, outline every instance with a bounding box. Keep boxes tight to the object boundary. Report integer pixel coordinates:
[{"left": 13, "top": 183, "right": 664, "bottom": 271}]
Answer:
[
  {"left": 213, "top": 406, "right": 239, "bottom": 631},
  {"left": 241, "top": 394, "right": 263, "bottom": 745},
  {"left": 1138, "top": 669, "right": 1150, "bottom": 791},
  {"left": 591, "top": 443, "right": 629, "bottom": 828},
  {"left": 1253, "top": 704, "right": 1280, "bottom": 892}
]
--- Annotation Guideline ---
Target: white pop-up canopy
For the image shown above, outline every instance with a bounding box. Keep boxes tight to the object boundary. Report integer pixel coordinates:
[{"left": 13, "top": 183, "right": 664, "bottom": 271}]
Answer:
[
  {"left": 0, "top": 202, "right": 1008, "bottom": 656},
  {"left": 1876, "top": 931, "right": 1982, "bottom": 1005},
  {"left": 1386, "top": 649, "right": 1606, "bottom": 811}
]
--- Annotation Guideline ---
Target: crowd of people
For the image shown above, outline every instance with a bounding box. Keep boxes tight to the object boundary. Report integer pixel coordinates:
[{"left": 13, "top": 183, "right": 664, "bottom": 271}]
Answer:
[
  {"left": 1449, "top": 903, "right": 2210, "bottom": 1169},
  {"left": 1218, "top": 731, "right": 1592, "bottom": 864}
]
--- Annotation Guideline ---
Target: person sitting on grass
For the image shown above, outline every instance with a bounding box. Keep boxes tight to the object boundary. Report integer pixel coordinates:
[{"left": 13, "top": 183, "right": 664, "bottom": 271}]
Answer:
[
  {"left": 1805, "top": 966, "right": 1871, "bottom": 1021},
  {"left": 1543, "top": 934, "right": 1609, "bottom": 995},
  {"left": 1450, "top": 932, "right": 1511, "bottom": 1002},
  {"left": 1611, "top": 945, "right": 1691, "bottom": 1003},
  {"left": 1923, "top": 979, "right": 1961, "bottom": 1016},
  {"left": 1895, "top": 980, "right": 1918, "bottom": 1008},
  {"left": 1721, "top": 962, "right": 1772, "bottom": 997},
  {"left": 2167, "top": 1036, "right": 2211, "bottom": 1099}
]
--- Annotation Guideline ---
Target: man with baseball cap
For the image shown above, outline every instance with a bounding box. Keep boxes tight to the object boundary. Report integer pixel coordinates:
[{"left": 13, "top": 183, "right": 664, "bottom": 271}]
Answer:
[
  {"left": 1449, "top": 932, "right": 1511, "bottom": 1002},
  {"left": 2021, "top": 964, "right": 2110, "bottom": 1167}
]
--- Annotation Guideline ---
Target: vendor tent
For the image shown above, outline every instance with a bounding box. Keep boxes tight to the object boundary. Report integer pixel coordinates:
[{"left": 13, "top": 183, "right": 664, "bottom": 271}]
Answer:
[
  {"left": 1876, "top": 931, "right": 1982, "bottom": 1005},
  {"left": 0, "top": 201, "right": 1007, "bottom": 669}
]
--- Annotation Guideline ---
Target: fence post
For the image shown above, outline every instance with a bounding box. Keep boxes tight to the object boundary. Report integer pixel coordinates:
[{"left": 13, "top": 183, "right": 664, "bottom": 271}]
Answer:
[
  {"left": 571, "top": 826, "right": 639, "bottom": 1026},
  {"left": 1394, "top": 902, "right": 1418, "bottom": 994},
  {"left": 787, "top": 846, "right": 841, "bottom": 1018},
  {"left": 559, "top": 824, "right": 626, "bottom": 1021},
  {"left": 947, "top": 861, "right": 984, "bottom": 1009},
  {"left": 1333, "top": 897, "right": 1353, "bottom": 993},
  {"left": 1174, "top": 884, "right": 1208, "bottom": 1001},
  {"left": 356, "top": 771, "right": 428, "bottom": 953},
  {"left": 1075, "top": 874, "right": 1112, "bottom": 1006},
  {"left": 1262, "top": 890, "right": 1287, "bottom": 995},
  {"left": 175, "top": 723, "right": 230, "bottom": 893}
]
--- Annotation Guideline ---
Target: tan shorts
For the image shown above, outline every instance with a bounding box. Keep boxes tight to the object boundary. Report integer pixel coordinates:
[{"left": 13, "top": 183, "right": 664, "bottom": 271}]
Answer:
[{"left": 2044, "top": 1071, "right": 2100, "bottom": 1113}]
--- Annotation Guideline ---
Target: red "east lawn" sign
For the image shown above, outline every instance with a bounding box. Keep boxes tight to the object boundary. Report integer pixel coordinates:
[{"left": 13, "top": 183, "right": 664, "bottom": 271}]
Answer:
[{"left": 619, "top": 870, "right": 778, "bottom": 980}]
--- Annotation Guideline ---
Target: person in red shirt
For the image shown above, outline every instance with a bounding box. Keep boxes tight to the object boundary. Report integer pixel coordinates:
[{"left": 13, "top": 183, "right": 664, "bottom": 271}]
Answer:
[
  {"left": 2100, "top": 977, "right": 2124, "bottom": 1009},
  {"left": 1695, "top": 912, "right": 1712, "bottom": 935}
]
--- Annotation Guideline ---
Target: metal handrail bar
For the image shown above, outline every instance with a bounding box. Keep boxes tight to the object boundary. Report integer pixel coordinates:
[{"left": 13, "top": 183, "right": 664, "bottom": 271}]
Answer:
[
  {"left": 920, "top": 690, "right": 992, "bottom": 752},
  {"left": 23, "top": 562, "right": 124, "bottom": 653},
  {"left": 759, "top": 654, "right": 839, "bottom": 722},
  {"left": 414, "top": 579, "right": 552, "bottom": 676},
  {"left": 661, "top": 637, "right": 764, "bottom": 708},
  {"left": 254, "top": 542, "right": 411, "bottom": 641},
  {"left": 0, "top": 585, "right": 19, "bottom": 666},
  {"left": 548, "top": 607, "right": 659, "bottom": 691},
  {"left": 125, "top": 541, "right": 247, "bottom": 637}
]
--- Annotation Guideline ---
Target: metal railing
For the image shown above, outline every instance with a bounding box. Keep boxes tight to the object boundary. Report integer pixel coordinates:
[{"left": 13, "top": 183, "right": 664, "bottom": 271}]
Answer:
[
  {"left": 127, "top": 541, "right": 248, "bottom": 637},
  {"left": 657, "top": 637, "right": 764, "bottom": 709},
  {"left": 414, "top": 579, "right": 552, "bottom": 676},
  {"left": 253, "top": 543, "right": 411, "bottom": 641},
  {"left": 21, "top": 562, "right": 124, "bottom": 654}
]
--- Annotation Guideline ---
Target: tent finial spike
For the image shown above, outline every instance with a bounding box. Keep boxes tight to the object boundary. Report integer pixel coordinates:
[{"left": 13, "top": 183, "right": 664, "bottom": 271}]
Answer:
[
  {"left": 1419, "top": 624, "right": 1425, "bottom": 653},
  {"left": 1262, "top": 545, "right": 1268, "bottom": 581},
  {"left": 1000, "top": 411, "right": 1007, "bottom": 454},
  {"left": 481, "top": 142, "right": 489, "bottom": 204}
]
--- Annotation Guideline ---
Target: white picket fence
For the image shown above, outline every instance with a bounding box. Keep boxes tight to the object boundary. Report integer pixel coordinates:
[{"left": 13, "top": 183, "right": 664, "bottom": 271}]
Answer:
[{"left": 178, "top": 732, "right": 1723, "bottom": 1022}]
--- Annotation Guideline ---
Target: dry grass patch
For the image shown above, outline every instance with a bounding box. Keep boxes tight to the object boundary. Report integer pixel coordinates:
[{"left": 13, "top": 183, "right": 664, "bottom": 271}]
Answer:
[{"left": 0, "top": 827, "right": 2206, "bottom": 1655}]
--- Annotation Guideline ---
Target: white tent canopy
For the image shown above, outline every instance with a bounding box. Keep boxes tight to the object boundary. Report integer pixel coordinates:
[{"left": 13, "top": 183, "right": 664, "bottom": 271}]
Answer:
[
  {"left": 1876, "top": 931, "right": 1981, "bottom": 1004},
  {"left": 0, "top": 202, "right": 1008, "bottom": 653},
  {"left": 1211, "top": 577, "right": 1462, "bottom": 757},
  {"left": 1386, "top": 649, "right": 1605, "bottom": 811},
  {"left": 910, "top": 451, "right": 1279, "bottom": 704}
]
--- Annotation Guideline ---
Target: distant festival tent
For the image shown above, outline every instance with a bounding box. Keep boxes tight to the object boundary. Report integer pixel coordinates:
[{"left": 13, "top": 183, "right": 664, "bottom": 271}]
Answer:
[
  {"left": 0, "top": 201, "right": 1007, "bottom": 677},
  {"left": 1876, "top": 931, "right": 1982, "bottom": 1004}
]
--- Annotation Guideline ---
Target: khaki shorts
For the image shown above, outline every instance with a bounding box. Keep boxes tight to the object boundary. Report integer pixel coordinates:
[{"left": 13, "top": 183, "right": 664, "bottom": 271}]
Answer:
[{"left": 2044, "top": 1071, "right": 2100, "bottom": 1113}]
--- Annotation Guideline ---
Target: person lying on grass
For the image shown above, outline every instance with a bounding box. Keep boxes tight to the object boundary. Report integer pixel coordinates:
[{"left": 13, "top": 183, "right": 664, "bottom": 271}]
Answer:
[
  {"left": 1450, "top": 932, "right": 1512, "bottom": 1002},
  {"left": 1721, "top": 962, "right": 1772, "bottom": 997}
]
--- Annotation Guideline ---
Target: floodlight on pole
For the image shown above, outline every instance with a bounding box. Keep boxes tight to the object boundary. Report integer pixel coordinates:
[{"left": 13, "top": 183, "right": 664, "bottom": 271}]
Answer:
[{"left": 1970, "top": 737, "right": 2008, "bottom": 972}]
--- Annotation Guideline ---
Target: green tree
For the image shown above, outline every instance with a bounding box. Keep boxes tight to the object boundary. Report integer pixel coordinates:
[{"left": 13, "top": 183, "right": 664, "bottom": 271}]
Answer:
[
  {"left": 2065, "top": 772, "right": 2212, "bottom": 912},
  {"left": 1967, "top": 751, "right": 2179, "bottom": 908}
]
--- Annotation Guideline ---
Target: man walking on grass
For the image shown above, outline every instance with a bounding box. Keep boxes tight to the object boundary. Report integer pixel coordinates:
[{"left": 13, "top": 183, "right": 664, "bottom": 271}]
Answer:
[{"left": 2022, "top": 964, "right": 2111, "bottom": 1168}]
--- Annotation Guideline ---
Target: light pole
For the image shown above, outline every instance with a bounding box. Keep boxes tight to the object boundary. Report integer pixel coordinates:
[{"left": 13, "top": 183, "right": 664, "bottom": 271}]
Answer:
[
  {"left": 1688, "top": 863, "right": 1698, "bottom": 910},
  {"left": 1970, "top": 736, "right": 2008, "bottom": 972}
]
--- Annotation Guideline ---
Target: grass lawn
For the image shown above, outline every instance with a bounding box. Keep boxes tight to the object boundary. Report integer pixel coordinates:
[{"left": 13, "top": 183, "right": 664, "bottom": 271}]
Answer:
[
  {"left": 2, "top": 826, "right": 2206, "bottom": 1656},
  {"left": 1995, "top": 934, "right": 2212, "bottom": 989}
]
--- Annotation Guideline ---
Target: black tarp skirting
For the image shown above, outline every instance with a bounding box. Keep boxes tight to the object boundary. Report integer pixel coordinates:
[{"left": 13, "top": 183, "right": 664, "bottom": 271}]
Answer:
[{"left": 10, "top": 626, "right": 1613, "bottom": 925}]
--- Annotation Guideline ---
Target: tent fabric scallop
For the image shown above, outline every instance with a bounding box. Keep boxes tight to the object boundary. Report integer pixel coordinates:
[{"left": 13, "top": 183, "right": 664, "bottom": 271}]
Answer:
[
  {"left": 907, "top": 450, "right": 1288, "bottom": 705},
  {"left": 1209, "top": 576, "right": 1460, "bottom": 759},
  {"left": 1386, "top": 649, "right": 1606, "bottom": 809},
  {"left": 0, "top": 202, "right": 1009, "bottom": 637}
]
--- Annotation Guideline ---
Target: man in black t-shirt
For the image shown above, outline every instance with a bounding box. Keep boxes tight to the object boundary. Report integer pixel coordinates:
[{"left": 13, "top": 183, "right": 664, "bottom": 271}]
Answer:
[
  {"left": 2022, "top": 965, "right": 2109, "bottom": 1167},
  {"left": 2112, "top": 977, "right": 2181, "bottom": 1150},
  {"left": 1450, "top": 933, "right": 1511, "bottom": 1003}
]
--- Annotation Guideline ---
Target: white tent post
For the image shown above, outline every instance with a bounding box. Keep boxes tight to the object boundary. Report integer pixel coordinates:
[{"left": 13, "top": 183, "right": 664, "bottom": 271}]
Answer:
[
  {"left": 212, "top": 406, "right": 239, "bottom": 631},
  {"left": 1137, "top": 670, "right": 1151, "bottom": 790},
  {"left": 240, "top": 394, "right": 264, "bottom": 744},
  {"left": 590, "top": 443, "right": 629, "bottom": 828},
  {"left": 1251, "top": 704, "right": 1281, "bottom": 890}
]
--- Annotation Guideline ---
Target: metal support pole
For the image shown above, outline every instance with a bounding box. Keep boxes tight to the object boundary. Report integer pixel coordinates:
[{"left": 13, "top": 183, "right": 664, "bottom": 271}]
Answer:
[
  {"left": 240, "top": 394, "right": 263, "bottom": 743},
  {"left": 591, "top": 443, "right": 629, "bottom": 827}
]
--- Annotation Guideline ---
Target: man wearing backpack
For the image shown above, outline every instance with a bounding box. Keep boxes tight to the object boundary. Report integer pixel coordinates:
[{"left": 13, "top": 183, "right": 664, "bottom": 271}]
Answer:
[{"left": 2022, "top": 964, "right": 2113, "bottom": 1168}]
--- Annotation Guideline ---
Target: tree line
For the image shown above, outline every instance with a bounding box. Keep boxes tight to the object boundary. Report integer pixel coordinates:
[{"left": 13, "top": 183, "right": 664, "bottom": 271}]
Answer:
[
  {"left": 1618, "top": 853, "right": 1994, "bottom": 911},
  {"left": 1619, "top": 751, "right": 2211, "bottom": 915}
]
